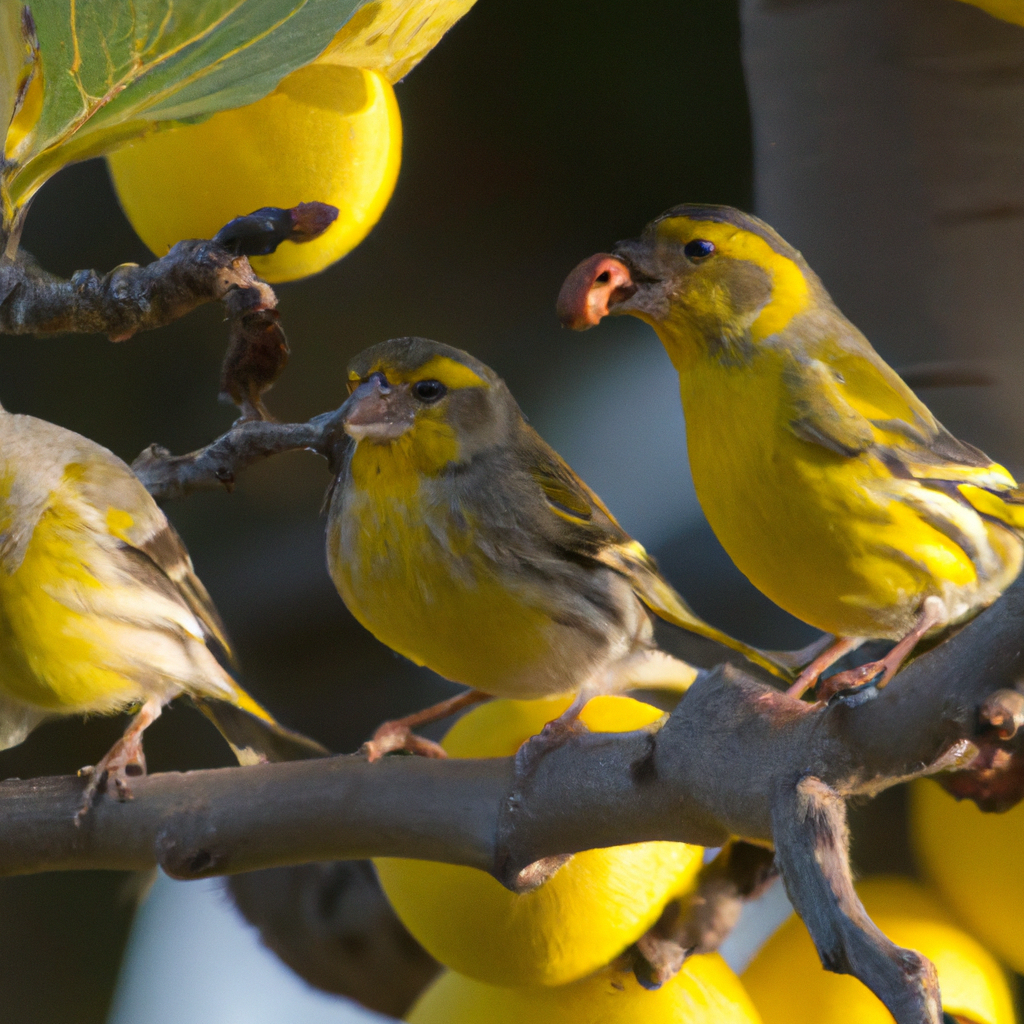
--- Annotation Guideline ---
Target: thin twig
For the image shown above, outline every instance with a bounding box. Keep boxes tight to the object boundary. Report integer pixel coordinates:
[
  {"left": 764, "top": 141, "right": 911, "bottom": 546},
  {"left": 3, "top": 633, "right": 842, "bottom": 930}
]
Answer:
[
  {"left": 227, "top": 862, "right": 440, "bottom": 1018},
  {"left": 0, "top": 203, "right": 336, "bottom": 419},
  {"left": 131, "top": 409, "right": 348, "bottom": 502}
]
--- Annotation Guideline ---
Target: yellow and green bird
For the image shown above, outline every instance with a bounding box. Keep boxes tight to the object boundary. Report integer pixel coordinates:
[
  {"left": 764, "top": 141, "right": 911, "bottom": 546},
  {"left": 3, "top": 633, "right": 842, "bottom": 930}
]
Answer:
[
  {"left": 558, "top": 205, "right": 1024, "bottom": 697},
  {"left": 0, "top": 405, "right": 325, "bottom": 811},
  {"left": 325, "top": 337, "right": 792, "bottom": 754}
]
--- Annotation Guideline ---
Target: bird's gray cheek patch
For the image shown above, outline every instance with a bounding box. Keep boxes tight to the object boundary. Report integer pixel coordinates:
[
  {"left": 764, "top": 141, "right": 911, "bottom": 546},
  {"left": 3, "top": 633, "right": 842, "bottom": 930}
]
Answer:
[{"left": 724, "top": 260, "right": 773, "bottom": 320}]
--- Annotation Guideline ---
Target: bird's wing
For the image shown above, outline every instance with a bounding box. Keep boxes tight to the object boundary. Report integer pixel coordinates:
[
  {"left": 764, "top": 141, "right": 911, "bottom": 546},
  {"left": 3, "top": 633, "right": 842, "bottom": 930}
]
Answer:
[
  {"left": 593, "top": 539, "right": 793, "bottom": 680},
  {"left": 784, "top": 350, "right": 1024, "bottom": 545},
  {"left": 71, "top": 451, "right": 330, "bottom": 760},
  {"left": 520, "top": 427, "right": 792, "bottom": 679},
  {"left": 526, "top": 435, "right": 628, "bottom": 538},
  {"left": 68, "top": 453, "right": 234, "bottom": 660},
  {"left": 783, "top": 355, "right": 879, "bottom": 457}
]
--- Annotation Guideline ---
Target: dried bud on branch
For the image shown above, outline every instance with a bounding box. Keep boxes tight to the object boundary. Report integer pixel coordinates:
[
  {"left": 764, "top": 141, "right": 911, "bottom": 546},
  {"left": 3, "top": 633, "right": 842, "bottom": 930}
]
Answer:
[{"left": 0, "top": 203, "right": 337, "bottom": 419}]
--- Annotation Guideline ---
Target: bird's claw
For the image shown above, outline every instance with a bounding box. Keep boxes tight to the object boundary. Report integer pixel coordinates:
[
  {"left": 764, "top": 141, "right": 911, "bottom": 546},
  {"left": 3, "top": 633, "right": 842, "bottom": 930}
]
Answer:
[
  {"left": 514, "top": 716, "right": 588, "bottom": 779},
  {"left": 362, "top": 722, "right": 448, "bottom": 762},
  {"left": 816, "top": 661, "right": 887, "bottom": 702},
  {"left": 75, "top": 749, "right": 146, "bottom": 824}
]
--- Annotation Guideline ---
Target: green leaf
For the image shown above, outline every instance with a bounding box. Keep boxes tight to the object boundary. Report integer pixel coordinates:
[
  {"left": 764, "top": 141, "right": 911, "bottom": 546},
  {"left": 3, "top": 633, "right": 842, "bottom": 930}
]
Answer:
[
  {"left": 4, "top": 0, "right": 368, "bottom": 215},
  {"left": 0, "top": 1, "right": 30, "bottom": 137}
]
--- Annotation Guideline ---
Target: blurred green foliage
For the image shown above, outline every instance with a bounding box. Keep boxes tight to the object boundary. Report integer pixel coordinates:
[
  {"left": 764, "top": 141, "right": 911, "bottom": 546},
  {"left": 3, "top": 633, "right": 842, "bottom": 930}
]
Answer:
[{"left": 4, "top": 0, "right": 366, "bottom": 213}]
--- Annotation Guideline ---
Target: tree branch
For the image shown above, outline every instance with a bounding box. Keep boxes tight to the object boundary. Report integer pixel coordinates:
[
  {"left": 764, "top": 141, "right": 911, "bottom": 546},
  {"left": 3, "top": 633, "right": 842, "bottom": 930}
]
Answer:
[
  {"left": 631, "top": 840, "right": 778, "bottom": 986},
  {"left": 131, "top": 410, "right": 347, "bottom": 502},
  {"left": 772, "top": 777, "right": 940, "bottom": 1023},
  {"left": 0, "top": 202, "right": 336, "bottom": 420},
  {"left": 2, "top": 570, "right": 1022, "bottom": 1023}
]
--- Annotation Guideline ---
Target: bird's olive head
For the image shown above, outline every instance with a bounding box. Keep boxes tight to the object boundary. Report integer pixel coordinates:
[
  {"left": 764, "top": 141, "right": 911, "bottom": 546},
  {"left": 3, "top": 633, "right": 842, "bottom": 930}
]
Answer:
[
  {"left": 557, "top": 205, "right": 819, "bottom": 365},
  {"left": 342, "top": 337, "right": 517, "bottom": 475}
]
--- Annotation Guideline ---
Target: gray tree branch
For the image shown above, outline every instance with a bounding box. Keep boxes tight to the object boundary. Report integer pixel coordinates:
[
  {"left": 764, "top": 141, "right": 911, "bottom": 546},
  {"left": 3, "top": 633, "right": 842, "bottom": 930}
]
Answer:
[
  {"left": 0, "top": 202, "right": 337, "bottom": 419},
  {"left": 131, "top": 411, "right": 347, "bottom": 502},
  {"left": 0, "top": 243, "right": 265, "bottom": 341},
  {"left": 1, "top": 570, "right": 1021, "bottom": 1024}
]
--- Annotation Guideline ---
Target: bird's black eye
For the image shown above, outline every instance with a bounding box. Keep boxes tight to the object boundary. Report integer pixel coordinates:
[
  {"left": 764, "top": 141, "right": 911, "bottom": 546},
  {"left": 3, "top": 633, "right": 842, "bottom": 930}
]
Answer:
[
  {"left": 412, "top": 379, "right": 447, "bottom": 403},
  {"left": 684, "top": 239, "right": 715, "bottom": 260}
]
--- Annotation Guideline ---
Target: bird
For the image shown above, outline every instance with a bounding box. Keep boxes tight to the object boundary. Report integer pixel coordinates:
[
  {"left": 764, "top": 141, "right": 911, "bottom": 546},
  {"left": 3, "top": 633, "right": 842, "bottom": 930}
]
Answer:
[
  {"left": 324, "top": 336, "right": 794, "bottom": 757},
  {"left": 0, "top": 404, "right": 326, "bottom": 816},
  {"left": 556, "top": 203, "right": 1024, "bottom": 698}
]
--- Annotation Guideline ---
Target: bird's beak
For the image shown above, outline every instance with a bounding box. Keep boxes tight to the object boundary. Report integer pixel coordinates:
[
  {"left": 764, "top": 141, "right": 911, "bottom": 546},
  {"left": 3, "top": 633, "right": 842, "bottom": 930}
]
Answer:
[
  {"left": 556, "top": 253, "right": 636, "bottom": 330},
  {"left": 342, "top": 372, "right": 415, "bottom": 442}
]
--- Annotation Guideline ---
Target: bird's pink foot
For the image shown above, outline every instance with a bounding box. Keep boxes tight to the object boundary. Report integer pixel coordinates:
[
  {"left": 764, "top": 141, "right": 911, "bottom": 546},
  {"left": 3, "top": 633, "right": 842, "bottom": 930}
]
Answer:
[
  {"left": 514, "top": 714, "right": 589, "bottom": 778},
  {"left": 816, "top": 660, "right": 890, "bottom": 701},
  {"left": 362, "top": 690, "right": 489, "bottom": 762},
  {"left": 76, "top": 735, "right": 147, "bottom": 823},
  {"left": 362, "top": 721, "right": 448, "bottom": 762}
]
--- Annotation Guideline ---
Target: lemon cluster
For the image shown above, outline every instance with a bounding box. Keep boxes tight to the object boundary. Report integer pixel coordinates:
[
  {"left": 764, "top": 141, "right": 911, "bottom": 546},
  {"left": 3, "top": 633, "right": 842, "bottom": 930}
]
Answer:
[
  {"left": 374, "top": 698, "right": 1019, "bottom": 1022},
  {"left": 911, "top": 780, "right": 1024, "bottom": 977},
  {"left": 377, "top": 695, "right": 761, "bottom": 1022}
]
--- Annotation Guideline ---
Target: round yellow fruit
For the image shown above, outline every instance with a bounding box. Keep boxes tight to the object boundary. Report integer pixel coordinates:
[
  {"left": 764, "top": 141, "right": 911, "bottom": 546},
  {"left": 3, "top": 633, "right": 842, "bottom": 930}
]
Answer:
[
  {"left": 107, "top": 63, "right": 401, "bottom": 283},
  {"left": 955, "top": 0, "right": 1024, "bottom": 27},
  {"left": 375, "top": 695, "right": 704, "bottom": 988},
  {"left": 406, "top": 953, "right": 762, "bottom": 1024},
  {"left": 742, "top": 876, "right": 1014, "bottom": 1024},
  {"left": 911, "top": 777, "right": 1024, "bottom": 974}
]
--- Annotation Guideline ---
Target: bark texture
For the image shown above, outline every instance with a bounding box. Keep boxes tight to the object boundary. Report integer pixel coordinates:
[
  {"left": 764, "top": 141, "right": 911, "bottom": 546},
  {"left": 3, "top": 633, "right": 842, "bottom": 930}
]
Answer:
[{"left": 2, "top": 568, "right": 1021, "bottom": 1023}]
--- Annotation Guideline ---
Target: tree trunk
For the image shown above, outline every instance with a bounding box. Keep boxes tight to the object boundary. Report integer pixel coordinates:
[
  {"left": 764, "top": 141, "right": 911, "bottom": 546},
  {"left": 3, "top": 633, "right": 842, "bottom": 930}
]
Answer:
[{"left": 741, "top": 0, "right": 1024, "bottom": 464}]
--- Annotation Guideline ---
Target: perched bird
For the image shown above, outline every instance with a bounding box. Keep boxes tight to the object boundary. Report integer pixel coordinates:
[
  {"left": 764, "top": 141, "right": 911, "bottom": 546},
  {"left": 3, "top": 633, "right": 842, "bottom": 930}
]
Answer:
[
  {"left": 325, "top": 336, "right": 792, "bottom": 755},
  {"left": 557, "top": 204, "right": 1024, "bottom": 697},
  {"left": 0, "top": 406, "right": 325, "bottom": 814}
]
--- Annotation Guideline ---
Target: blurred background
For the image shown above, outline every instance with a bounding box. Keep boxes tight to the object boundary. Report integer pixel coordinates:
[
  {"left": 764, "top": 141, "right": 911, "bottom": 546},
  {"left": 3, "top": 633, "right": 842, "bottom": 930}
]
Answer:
[{"left": 2, "top": 0, "right": 1023, "bottom": 1020}]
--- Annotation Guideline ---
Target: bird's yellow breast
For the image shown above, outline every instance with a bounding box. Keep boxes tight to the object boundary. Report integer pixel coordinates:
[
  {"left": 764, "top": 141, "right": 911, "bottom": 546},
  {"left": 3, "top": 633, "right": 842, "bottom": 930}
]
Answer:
[
  {"left": 675, "top": 349, "right": 982, "bottom": 638},
  {"left": 330, "top": 447, "right": 564, "bottom": 697},
  {"left": 0, "top": 477, "right": 145, "bottom": 713}
]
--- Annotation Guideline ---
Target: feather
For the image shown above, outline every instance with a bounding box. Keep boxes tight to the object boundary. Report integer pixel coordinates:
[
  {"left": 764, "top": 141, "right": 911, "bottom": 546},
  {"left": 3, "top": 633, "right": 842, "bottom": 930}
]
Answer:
[{"left": 518, "top": 426, "right": 792, "bottom": 680}]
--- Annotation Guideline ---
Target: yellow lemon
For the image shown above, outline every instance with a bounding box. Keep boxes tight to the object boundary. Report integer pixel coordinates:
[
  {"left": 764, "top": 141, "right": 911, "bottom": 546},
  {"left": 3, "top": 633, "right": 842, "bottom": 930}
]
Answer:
[
  {"left": 955, "top": 0, "right": 1024, "bottom": 27},
  {"left": 406, "top": 953, "right": 761, "bottom": 1024},
  {"left": 375, "top": 695, "right": 704, "bottom": 987},
  {"left": 107, "top": 63, "right": 401, "bottom": 283},
  {"left": 743, "top": 877, "right": 1014, "bottom": 1024},
  {"left": 912, "top": 778, "right": 1024, "bottom": 974}
]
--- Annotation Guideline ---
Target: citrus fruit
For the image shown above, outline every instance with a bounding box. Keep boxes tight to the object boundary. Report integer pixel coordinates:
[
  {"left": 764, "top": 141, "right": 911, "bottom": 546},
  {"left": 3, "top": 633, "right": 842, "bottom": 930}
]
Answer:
[
  {"left": 375, "top": 695, "right": 704, "bottom": 987},
  {"left": 107, "top": 63, "right": 400, "bottom": 283}
]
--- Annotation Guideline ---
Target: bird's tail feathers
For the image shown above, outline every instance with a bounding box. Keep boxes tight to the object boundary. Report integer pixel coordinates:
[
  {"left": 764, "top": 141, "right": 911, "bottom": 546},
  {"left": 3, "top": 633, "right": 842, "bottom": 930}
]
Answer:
[
  {"left": 646, "top": 584, "right": 794, "bottom": 681},
  {"left": 599, "top": 541, "right": 794, "bottom": 681},
  {"left": 193, "top": 696, "right": 330, "bottom": 765}
]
